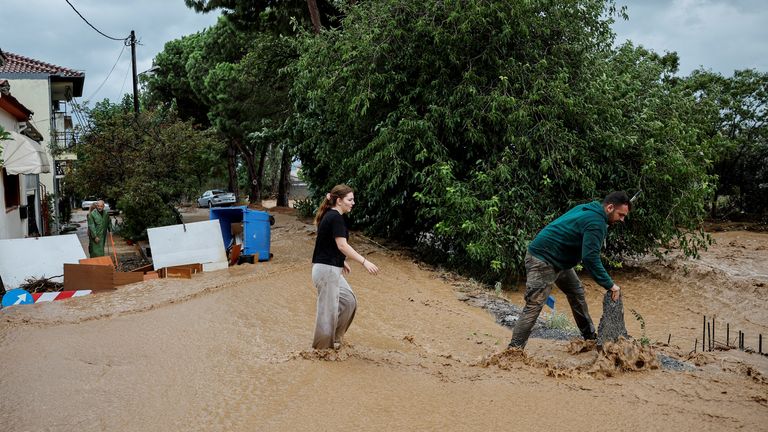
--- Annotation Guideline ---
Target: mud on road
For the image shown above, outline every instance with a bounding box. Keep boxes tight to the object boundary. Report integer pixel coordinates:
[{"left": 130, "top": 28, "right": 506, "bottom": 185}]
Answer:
[{"left": 1, "top": 209, "right": 766, "bottom": 431}]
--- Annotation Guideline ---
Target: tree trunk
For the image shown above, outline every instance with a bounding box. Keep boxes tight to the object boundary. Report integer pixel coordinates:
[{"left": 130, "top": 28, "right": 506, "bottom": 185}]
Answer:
[
  {"left": 227, "top": 144, "right": 239, "bottom": 199},
  {"left": 254, "top": 143, "right": 269, "bottom": 204},
  {"left": 306, "top": 0, "right": 321, "bottom": 34},
  {"left": 234, "top": 138, "right": 259, "bottom": 205},
  {"left": 277, "top": 146, "right": 291, "bottom": 207}
]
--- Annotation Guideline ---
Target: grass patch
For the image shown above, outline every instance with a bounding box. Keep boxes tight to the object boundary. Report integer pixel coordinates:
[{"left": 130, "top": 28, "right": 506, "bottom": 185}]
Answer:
[{"left": 545, "top": 311, "right": 576, "bottom": 331}]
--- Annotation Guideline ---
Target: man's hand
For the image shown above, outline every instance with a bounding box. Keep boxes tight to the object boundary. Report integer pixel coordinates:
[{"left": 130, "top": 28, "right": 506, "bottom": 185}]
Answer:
[
  {"left": 610, "top": 284, "right": 621, "bottom": 301},
  {"left": 343, "top": 261, "right": 351, "bottom": 275},
  {"left": 94, "top": 237, "right": 100, "bottom": 244}
]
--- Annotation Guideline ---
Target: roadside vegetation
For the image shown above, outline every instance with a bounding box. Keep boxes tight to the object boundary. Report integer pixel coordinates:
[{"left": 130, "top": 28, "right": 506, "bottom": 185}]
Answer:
[{"left": 67, "top": 0, "right": 767, "bottom": 281}]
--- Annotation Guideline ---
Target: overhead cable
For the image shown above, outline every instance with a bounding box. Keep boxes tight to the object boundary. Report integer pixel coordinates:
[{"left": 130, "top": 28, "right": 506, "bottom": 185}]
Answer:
[
  {"left": 86, "top": 44, "right": 126, "bottom": 101},
  {"left": 64, "top": 0, "right": 128, "bottom": 42}
]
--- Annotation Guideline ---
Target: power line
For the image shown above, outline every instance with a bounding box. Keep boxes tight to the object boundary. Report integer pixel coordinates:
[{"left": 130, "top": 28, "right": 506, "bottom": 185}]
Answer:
[
  {"left": 64, "top": 0, "right": 127, "bottom": 42},
  {"left": 86, "top": 44, "right": 126, "bottom": 101},
  {"left": 118, "top": 60, "right": 132, "bottom": 99}
]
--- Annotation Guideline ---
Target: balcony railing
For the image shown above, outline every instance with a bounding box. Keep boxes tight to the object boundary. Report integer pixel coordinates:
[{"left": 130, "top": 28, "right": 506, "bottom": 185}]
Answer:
[{"left": 52, "top": 130, "right": 78, "bottom": 151}]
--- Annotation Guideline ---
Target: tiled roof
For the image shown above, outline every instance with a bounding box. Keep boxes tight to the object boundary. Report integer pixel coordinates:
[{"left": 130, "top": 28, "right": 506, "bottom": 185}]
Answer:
[{"left": 0, "top": 52, "right": 84, "bottom": 77}]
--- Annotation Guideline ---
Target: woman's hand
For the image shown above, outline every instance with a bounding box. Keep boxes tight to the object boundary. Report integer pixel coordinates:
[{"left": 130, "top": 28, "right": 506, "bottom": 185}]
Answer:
[
  {"left": 335, "top": 237, "right": 380, "bottom": 275},
  {"left": 343, "top": 261, "right": 351, "bottom": 275},
  {"left": 362, "top": 258, "right": 379, "bottom": 275}
]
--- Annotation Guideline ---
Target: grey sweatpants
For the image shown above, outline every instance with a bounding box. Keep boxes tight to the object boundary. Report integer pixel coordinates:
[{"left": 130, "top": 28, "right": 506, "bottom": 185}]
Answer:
[
  {"left": 312, "top": 263, "right": 358, "bottom": 349},
  {"left": 509, "top": 252, "right": 596, "bottom": 348}
]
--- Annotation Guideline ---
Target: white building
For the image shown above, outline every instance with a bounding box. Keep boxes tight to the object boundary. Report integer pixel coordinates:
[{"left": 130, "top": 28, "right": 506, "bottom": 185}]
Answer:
[
  {"left": 0, "top": 50, "right": 85, "bottom": 231},
  {"left": 0, "top": 78, "right": 50, "bottom": 239}
]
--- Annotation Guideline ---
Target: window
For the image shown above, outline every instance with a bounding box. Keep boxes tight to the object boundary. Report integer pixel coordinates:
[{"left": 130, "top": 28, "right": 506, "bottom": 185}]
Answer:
[{"left": 3, "top": 168, "right": 20, "bottom": 210}]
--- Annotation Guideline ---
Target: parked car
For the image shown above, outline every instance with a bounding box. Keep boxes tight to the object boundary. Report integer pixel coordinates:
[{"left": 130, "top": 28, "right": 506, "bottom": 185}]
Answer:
[
  {"left": 81, "top": 197, "right": 110, "bottom": 212},
  {"left": 197, "top": 190, "right": 237, "bottom": 208}
]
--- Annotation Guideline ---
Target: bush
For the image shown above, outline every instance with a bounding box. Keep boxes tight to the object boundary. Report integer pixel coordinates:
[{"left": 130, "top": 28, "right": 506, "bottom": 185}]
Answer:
[
  {"left": 72, "top": 99, "right": 223, "bottom": 240},
  {"left": 293, "top": 197, "right": 316, "bottom": 219},
  {"left": 116, "top": 189, "right": 180, "bottom": 241}
]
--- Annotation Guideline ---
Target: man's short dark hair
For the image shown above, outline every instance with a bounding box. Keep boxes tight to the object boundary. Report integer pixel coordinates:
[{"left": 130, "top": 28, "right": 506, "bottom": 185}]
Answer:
[{"left": 603, "top": 191, "right": 631, "bottom": 210}]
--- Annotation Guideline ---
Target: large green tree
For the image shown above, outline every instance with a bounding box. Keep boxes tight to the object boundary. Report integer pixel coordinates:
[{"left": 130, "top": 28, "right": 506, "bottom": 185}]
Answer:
[
  {"left": 290, "top": 0, "right": 714, "bottom": 281},
  {"left": 72, "top": 97, "right": 223, "bottom": 239},
  {"left": 184, "top": 0, "right": 344, "bottom": 33},
  {"left": 144, "top": 18, "right": 257, "bottom": 199},
  {"left": 203, "top": 33, "right": 297, "bottom": 203},
  {"left": 684, "top": 69, "right": 768, "bottom": 218},
  {"left": 145, "top": 15, "right": 302, "bottom": 205},
  {"left": 143, "top": 32, "right": 210, "bottom": 126}
]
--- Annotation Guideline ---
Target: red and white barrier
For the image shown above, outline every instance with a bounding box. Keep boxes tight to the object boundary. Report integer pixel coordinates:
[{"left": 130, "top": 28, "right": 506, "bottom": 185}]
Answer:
[{"left": 31, "top": 290, "right": 92, "bottom": 303}]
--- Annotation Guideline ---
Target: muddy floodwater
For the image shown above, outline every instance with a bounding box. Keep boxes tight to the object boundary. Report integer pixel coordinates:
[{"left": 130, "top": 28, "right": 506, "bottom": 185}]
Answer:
[{"left": 1, "top": 209, "right": 766, "bottom": 431}]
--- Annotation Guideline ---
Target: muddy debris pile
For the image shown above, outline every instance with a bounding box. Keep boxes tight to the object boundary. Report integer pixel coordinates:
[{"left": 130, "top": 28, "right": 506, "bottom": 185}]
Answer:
[
  {"left": 589, "top": 337, "right": 660, "bottom": 376},
  {"left": 479, "top": 337, "right": 661, "bottom": 378},
  {"left": 476, "top": 347, "right": 532, "bottom": 370}
]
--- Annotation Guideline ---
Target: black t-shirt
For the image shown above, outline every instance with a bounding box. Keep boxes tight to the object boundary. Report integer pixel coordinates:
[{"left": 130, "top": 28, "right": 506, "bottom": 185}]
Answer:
[{"left": 312, "top": 210, "right": 348, "bottom": 267}]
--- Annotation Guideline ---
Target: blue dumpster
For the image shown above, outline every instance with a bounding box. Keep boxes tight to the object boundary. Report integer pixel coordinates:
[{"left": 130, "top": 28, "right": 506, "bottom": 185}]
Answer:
[{"left": 209, "top": 206, "right": 271, "bottom": 261}]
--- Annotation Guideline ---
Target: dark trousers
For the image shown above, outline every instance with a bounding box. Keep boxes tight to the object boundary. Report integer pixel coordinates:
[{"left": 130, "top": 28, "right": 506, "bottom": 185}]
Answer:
[{"left": 509, "top": 252, "right": 596, "bottom": 348}]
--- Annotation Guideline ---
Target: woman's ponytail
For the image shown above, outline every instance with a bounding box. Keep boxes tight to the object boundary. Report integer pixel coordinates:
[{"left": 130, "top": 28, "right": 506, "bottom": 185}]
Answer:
[{"left": 314, "top": 184, "right": 354, "bottom": 225}]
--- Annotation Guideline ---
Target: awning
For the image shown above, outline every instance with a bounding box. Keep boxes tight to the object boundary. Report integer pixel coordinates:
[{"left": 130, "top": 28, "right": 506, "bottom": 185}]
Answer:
[{"left": 1, "top": 131, "right": 51, "bottom": 175}]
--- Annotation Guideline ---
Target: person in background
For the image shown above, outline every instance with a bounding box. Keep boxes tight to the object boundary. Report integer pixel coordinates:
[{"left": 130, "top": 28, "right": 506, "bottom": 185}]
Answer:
[
  {"left": 87, "top": 200, "right": 111, "bottom": 258},
  {"left": 311, "top": 184, "right": 379, "bottom": 350},
  {"left": 508, "top": 191, "right": 631, "bottom": 349}
]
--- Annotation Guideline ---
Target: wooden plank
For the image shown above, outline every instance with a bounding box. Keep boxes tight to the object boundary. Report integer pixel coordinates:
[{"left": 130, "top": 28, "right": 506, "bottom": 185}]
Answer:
[
  {"left": 113, "top": 272, "right": 145, "bottom": 287},
  {"left": 159, "top": 267, "right": 193, "bottom": 279},
  {"left": 79, "top": 256, "right": 114, "bottom": 267},
  {"left": 143, "top": 271, "right": 159, "bottom": 281},
  {"left": 229, "top": 244, "right": 242, "bottom": 266},
  {"left": 166, "top": 263, "right": 202, "bottom": 274},
  {"left": 64, "top": 263, "right": 115, "bottom": 292},
  {"left": 130, "top": 263, "right": 155, "bottom": 273}
]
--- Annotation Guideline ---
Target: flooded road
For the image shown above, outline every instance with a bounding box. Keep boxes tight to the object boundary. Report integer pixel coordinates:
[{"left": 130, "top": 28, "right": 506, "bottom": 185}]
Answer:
[{"left": 1, "top": 209, "right": 766, "bottom": 431}]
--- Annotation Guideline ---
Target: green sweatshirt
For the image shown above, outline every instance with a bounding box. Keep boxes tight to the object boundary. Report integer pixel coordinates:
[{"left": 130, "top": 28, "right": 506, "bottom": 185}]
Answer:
[{"left": 528, "top": 201, "right": 614, "bottom": 289}]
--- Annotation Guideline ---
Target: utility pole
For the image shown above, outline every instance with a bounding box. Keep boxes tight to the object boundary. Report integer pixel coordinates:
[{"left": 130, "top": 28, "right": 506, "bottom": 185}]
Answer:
[{"left": 130, "top": 30, "right": 139, "bottom": 113}]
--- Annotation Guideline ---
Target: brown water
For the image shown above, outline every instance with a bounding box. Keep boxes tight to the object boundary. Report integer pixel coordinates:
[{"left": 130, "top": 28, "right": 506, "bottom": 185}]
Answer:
[
  {"left": 502, "top": 231, "right": 768, "bottom": 351},
  {"left": 1, "top": 209, "right": 766, "bottom": 431}
]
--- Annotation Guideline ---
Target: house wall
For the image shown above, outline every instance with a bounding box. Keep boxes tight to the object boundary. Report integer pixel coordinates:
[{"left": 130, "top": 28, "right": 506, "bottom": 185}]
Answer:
[
  {"left": 3, "top": 76, "right": 54, "bottom": 193},
  {"left": 0, "top": 109, "right": 25, "bottom": 239}
]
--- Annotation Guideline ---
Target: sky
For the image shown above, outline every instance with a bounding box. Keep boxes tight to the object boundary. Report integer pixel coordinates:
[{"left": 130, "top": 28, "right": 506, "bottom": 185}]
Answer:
[
  {"left": 612, "top": 0, "right": 768, "bottom": 75},
  {"left": 1, "top": 0, "right": 766, "bottom": 107},
  {"left": 1, "top": 0, "right": 220, "bottom": 105}
]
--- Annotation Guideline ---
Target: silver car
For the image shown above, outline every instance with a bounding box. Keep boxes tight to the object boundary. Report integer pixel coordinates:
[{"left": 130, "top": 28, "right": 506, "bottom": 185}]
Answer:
[
  {"left": 81, "top": 197, "right": 110, "bottom": 212},
  {"left": 197, "top": 189, "right": 237, "bottom": 208}
]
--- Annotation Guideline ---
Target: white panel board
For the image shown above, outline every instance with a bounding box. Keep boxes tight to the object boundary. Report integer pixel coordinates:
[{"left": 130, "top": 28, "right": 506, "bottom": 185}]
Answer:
[
  {"left": 0, "top": 235, "right": 86, "bottom": 289},
  {"left": 202, "top": 261, "right": 229, "bottom": 272},
  {"left": 147, "top": 220, "right": 227, "bottom": 271}
]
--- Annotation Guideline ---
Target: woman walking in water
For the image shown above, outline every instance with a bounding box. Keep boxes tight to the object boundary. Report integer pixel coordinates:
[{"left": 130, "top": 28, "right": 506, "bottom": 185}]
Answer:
[{"left": 311, "top": 184, "right": 379, "bottom": 349}]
